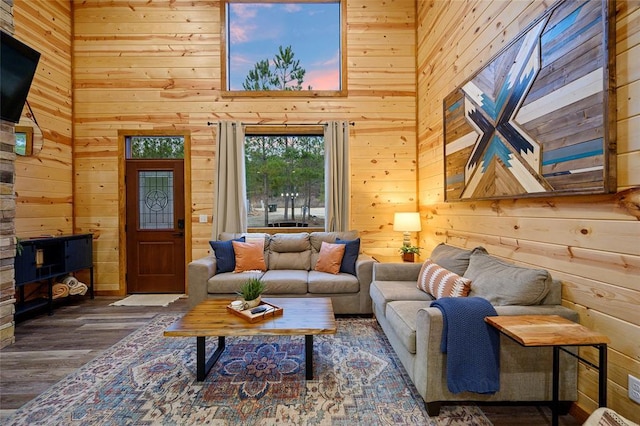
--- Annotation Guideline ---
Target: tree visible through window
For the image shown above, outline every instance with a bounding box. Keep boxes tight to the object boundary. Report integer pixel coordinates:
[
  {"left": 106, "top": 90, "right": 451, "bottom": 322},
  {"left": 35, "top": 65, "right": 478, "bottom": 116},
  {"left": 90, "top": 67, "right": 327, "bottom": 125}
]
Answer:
[
  {"left": 126, "top": 136, "right": 184, "bottom": 159},
  {"left": 224, "top": 1, "right": 343, "bottom": 94},
  {"left": 245, "top": 134, "right": 324, "bottom": 228}
]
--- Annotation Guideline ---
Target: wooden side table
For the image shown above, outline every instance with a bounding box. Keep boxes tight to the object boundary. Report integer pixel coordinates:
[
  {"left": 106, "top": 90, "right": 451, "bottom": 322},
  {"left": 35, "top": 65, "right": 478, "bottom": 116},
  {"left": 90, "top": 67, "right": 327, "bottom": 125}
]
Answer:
[{"left": 485, "top": 315, "right": 610, "bottom": 426}]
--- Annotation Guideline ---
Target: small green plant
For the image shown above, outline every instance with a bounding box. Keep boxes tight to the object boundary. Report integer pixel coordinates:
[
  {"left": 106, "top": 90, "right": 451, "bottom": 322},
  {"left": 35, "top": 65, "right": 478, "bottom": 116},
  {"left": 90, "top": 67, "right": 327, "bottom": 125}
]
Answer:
[
  {"left": 15, "top": 237, "right": 23, "bottom": 256},
  {"left": 399, "top": 245, "right": 421, "bottom": 255},
  {"left": 237, "top": 278, "right": 266, "bottom": 301}
]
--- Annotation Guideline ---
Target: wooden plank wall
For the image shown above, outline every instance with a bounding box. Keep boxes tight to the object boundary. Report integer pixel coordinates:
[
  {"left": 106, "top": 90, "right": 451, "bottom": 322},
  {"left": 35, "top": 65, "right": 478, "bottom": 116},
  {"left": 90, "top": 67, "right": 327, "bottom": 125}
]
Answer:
[
  {"left": 416, "top": 0, "right": 639, "bottom": 421},
  {"left": 13, "top": 1, "right": 73, "bottom": 237},
  {"left": 66, "top": 0, "right": 416, "bottom": 293}
]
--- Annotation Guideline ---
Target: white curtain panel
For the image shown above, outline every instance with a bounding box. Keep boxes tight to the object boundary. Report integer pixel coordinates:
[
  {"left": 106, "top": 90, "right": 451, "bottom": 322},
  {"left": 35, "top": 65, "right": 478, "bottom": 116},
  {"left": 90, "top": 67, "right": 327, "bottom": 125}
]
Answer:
[
  {"left": 325, "top": 121, "right": 350, "bottom": 232},
  {"left": 213, "top": 121, "right": 247, "bottom": 238}
]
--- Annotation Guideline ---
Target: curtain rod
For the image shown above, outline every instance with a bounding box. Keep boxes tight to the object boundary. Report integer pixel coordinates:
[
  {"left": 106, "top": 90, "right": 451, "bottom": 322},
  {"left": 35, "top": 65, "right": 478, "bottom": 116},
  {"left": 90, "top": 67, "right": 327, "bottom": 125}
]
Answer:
[{"left": 206, "top": 121, "right": 355, "bottom": 127}]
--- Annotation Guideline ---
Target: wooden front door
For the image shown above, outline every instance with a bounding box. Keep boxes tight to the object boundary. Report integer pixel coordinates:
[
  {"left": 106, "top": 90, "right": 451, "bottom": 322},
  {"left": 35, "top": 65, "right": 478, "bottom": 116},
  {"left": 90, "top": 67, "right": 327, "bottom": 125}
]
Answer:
[{"left": 126, "top": 160, "right": 185, "bottom": 293}]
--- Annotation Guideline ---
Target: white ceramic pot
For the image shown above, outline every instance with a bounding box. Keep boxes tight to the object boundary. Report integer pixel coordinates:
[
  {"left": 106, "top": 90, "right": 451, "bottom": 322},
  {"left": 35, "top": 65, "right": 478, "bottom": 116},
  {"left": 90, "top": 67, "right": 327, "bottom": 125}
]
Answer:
[{"left": 243, "top": 296, "right": 261, "bottom": 309}]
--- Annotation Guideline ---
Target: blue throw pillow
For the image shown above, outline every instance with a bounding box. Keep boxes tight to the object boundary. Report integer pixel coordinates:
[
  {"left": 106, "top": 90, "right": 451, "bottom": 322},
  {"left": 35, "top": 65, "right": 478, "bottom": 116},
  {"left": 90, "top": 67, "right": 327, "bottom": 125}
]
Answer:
[
  {"left": 209, "top": 237, "right": 245, "bottom": 273},
  {"left": 335, "top": 238, "right": 360, "bottom": 276}
]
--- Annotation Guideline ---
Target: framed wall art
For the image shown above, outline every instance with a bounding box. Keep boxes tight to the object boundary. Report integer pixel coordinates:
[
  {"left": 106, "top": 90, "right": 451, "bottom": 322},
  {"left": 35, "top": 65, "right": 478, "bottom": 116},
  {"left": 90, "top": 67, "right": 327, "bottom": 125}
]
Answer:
[{"left": 443, "top": 0, "right": 616, "bottom": 201}]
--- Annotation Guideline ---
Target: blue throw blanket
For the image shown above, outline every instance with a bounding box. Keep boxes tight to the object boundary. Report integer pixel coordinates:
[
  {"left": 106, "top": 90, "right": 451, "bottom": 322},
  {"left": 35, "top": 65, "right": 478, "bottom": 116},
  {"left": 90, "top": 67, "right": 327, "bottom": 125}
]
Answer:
[{"left": 432, "top": 297, "right": 500, "bottom": 394}]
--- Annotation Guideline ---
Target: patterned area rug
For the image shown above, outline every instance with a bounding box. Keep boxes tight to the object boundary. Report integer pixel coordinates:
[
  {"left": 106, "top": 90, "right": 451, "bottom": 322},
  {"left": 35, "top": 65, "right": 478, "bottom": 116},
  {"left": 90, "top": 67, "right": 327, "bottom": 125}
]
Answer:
[{"left": 5, "top": 315, "right": 492, "bottom": 425}]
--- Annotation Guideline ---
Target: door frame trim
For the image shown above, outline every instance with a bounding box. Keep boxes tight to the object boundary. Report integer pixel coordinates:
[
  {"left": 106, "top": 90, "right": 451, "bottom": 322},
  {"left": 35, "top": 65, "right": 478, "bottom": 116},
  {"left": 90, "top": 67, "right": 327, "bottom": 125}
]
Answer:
[{"left": 117, "top": 130, "right": 192, "bottom": 297}]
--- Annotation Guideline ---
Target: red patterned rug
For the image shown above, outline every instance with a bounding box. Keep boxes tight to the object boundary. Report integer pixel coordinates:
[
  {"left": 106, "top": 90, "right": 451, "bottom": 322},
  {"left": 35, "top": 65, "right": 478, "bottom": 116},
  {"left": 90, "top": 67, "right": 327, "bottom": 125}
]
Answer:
[{"left": 5, "top": 315, "right": 492, "bottom": 425}]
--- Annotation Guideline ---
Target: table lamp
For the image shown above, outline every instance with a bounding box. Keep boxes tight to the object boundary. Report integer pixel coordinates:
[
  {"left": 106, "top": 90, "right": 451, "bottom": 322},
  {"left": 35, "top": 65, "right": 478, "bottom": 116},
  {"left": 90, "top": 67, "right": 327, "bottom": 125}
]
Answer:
[{"left": 393, "top": 212, "right": 421, "bottom": 246}]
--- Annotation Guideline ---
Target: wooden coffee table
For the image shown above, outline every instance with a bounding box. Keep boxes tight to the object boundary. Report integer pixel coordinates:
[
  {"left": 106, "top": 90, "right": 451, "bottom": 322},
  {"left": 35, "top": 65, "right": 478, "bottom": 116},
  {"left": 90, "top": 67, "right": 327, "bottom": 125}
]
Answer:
[{"left": 164, "top": 297, "right": 336, "bottom": 381}]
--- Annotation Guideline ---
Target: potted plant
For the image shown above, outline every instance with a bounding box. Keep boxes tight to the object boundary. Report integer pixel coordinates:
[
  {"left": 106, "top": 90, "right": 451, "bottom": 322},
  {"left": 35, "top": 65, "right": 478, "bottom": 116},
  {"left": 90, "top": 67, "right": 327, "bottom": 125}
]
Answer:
[
  {"left": 399, "top": 245, "right": 421, "bottom": 262},
  {"left": 15, "top": 237, "right": 23, "bottom": 256},
  {"left": 237, "top": 278, "right": 266, "bottom": 308}
]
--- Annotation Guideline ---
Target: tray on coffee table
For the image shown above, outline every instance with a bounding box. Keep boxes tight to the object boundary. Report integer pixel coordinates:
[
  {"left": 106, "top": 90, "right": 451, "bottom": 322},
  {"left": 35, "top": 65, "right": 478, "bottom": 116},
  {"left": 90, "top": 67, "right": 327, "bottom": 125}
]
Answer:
[{"left": 226, "top": 301, "right": 284, "bottom": 323}]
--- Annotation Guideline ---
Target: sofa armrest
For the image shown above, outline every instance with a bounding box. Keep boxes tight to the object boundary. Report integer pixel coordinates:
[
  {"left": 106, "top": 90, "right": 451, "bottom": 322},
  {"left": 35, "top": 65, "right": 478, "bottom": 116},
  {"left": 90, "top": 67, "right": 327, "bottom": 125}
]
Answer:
[
  {"left": 413, "top": 303, "right": 580, "bottom": 404},
  {"left": 373, "top": 262, "right": 423, "bottom": 282},
  {"left": 355, "top": 253, "right": 375, "bottom": 285},
  {"left": 187, "top": 255, "right": 217, "bottom": 308},
  {"left": 355, "top": 254, "right": 375, "bottom": 313}
]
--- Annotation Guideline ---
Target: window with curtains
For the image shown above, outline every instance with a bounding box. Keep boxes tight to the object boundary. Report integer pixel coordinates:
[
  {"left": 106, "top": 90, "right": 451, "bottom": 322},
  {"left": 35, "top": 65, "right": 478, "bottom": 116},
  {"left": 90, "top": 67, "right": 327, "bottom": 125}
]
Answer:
[{"left": 244, "top": 127, "right": 325, "bottom": 228}]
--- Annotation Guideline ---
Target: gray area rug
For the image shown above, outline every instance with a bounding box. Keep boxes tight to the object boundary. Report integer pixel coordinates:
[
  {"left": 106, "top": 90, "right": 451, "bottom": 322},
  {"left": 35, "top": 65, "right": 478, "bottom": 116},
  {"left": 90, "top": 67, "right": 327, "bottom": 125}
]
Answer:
[{"left": 5, "top": 315, "right": 492, "bottom": 425}]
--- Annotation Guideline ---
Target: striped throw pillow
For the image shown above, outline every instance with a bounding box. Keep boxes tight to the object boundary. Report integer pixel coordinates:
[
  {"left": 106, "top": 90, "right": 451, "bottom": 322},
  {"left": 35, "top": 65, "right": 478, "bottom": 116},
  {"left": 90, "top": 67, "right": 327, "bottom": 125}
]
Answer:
[{"left": 417, "top": 259, "right": 472, "bottom": 299}]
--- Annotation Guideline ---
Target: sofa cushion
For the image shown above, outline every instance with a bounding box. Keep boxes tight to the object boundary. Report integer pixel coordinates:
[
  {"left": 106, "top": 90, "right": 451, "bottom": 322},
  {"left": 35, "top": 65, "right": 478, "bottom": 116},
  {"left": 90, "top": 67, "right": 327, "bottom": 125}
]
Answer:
[
  {"left": 335, "top": 238, "right": 360, "bottom": 276},
  {"left": 270, "top": 233, "right": 310, "bottom": 252},
  {"left": 417, "top": 259, "right": 471, "bottom": 299},
  {"left": 308, "top": 270, "right": 359, "bottom": 293},
  {"left": 386, "top": 301, "right": 432, "bottom": 354},
  {"left": 309, "top": 231, "right": 359, "bottom": 265},
  {"left": 429, "top": 243, "right": 476, "bottom": 276},
  {"left": 232, "top": 241, "right": 267, "bottom": 272},
  {"left": 261, "top": 270, "right": 308, "bottom": 294},
  {"left": 465, "top": 249, "right": 551, "bottom": 306},
  {"left": 309, "top": 231, "right": 359, "bottom": 252},
  {"left": 207, "top": 271, "right": 264, "bottom": 294},
  {"left": 268, "top": 233, "right": 311, "bottom": 270},
  {"left": 268, "top": 251, "right": 312, "bottom": 271},
  {"left": 209, "top": 237, "right": 245, "bottom": 273},
  {"left": 315, "top": 242, "right": 345, "bottom": 274},
  {"left": 370, "top": 280, "right": 433, "bottom": 313}
]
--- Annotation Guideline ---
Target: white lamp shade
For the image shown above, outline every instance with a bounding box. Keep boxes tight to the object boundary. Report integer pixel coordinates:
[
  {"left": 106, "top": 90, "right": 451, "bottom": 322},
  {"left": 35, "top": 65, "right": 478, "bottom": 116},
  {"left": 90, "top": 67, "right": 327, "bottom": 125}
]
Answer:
[{"left": 393, "top": 212, "right": 421, "bottom": 232}]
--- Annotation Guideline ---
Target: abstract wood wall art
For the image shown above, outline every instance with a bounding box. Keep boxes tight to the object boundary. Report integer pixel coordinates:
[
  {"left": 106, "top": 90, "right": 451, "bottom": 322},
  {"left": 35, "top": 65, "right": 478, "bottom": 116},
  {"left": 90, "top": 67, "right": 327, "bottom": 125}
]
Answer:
[{"left": 443, "top": 0, "right": 616, "bottom": 201}]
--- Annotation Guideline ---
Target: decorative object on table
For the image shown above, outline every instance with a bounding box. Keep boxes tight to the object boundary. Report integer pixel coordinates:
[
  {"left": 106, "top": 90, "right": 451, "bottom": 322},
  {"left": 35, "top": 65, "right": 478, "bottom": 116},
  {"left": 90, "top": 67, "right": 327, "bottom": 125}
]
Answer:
[
  {"left": 236, "top": 277, "right": 266, "bottom": 309},
  {"left": 226, "top": 300, "right": 284, "bottom": 323},
  {"left": 399, "top": 245, "right": 421, "bottom": 262},
  {"left": 230, "top": 300, "right": 245, "bottom": 311},
  {"left": 15, "top": 237, "right": 23, "bottom": 256},
  {"left": 443, "top": 0, "right": 616, "bottom": 201},
  {"left": 393, "top": 212, "right": 421, "bottom": 248}
]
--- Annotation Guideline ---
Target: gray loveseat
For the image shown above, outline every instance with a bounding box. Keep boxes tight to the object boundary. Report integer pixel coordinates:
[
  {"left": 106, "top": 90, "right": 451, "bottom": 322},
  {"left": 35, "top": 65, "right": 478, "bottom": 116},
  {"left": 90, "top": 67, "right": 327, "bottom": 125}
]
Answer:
[
  {"left": 188, "top": 231, "right": 375, "bottom": 314},
  {"left": 370, "top": 243, "right": 579, "bottom": 415}
]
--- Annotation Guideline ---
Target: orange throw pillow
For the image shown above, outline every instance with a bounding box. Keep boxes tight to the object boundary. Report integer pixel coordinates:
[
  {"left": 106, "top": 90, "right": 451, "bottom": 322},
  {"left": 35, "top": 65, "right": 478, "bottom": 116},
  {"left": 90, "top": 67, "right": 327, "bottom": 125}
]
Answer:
[
  {"left": 314, "top": 242, "right": 346, "bottom": 274},
  {"left": 232, "top": 241, "right": 267, "bottom": 272}
]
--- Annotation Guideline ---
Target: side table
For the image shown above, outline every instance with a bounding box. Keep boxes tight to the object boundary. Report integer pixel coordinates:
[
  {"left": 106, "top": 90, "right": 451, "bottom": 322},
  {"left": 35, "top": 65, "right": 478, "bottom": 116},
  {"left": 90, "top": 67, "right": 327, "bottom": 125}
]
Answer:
[
  {"left": 485, "top": 315, "right": 610, "bottom": 426},
  {"left": 365, "top": 253, "right": 421, "bottom": 263}
]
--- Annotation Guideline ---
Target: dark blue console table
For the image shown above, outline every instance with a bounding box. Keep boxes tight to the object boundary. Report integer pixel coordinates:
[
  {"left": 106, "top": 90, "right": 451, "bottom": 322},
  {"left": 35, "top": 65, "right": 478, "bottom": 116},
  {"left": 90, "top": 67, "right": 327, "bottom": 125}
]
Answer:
[{"left": 14, "top": 234, "right": 94, "bottom": 319}]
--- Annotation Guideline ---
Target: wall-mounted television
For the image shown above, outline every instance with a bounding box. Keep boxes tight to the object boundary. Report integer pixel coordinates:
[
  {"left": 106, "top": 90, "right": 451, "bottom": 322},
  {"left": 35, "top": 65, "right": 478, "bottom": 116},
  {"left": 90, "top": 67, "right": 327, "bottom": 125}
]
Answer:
[{"left": 1, "top": 31, "right": 41, "bottom": 123}]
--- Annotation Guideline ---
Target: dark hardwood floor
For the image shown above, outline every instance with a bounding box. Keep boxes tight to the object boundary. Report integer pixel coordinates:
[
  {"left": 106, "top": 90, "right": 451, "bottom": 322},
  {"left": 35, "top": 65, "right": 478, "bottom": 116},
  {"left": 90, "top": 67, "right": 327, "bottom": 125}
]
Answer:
[{"left": 0, "top": 297, "right": 581, "bottom": 425}]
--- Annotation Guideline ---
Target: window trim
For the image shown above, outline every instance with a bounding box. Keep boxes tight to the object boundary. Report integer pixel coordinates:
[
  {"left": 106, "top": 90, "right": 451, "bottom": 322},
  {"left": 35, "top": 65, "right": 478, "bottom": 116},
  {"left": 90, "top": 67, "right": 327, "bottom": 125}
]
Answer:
[
  {"left": 220, "top": 0, "right": 347, "bottom": 98},
  {"left": 15, "top": 126, "right": 33, "bottom": 156}
]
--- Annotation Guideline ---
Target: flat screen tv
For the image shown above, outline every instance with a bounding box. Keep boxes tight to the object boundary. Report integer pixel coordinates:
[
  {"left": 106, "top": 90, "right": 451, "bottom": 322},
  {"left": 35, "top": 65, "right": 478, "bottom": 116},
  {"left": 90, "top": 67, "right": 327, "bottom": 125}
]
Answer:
[{"left": 1, "top": 31, "right": 41, "bottom": 123}]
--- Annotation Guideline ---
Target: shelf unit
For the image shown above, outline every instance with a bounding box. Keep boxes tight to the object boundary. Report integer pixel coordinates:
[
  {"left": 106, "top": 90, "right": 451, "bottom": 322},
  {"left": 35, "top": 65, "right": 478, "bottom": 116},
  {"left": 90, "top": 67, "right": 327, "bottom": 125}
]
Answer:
[{"left": 14, "top": 234, "right": 94, "bottom": 319}]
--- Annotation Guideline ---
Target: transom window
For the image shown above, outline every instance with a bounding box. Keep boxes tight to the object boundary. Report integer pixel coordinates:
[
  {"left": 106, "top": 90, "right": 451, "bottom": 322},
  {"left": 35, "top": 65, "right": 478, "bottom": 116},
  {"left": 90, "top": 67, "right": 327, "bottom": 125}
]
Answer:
[
  {"left": 223, "top": 0, "right": 345, "bottom": 96},
  {"left": 126, "top": 136, "right": 184, "bottom": 159},
  {"left": 245, "top": 127, "right": 325, "bottom": 228}
]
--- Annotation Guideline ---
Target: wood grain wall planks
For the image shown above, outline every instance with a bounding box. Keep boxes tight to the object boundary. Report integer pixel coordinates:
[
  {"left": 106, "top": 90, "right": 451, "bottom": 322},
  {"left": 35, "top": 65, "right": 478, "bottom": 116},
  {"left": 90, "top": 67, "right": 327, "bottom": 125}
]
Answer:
[
  {"left": 62, "top": 0, "right": 416, "bottom": 294},
  {"left": 13, "top": 0, "right": 73, "bottom": 238},
  {"left": 417, "top": 0, "right": 640, "bottom": 421},
  {"left": 11, "top": 0, "right": 638, "bottom": 420}
]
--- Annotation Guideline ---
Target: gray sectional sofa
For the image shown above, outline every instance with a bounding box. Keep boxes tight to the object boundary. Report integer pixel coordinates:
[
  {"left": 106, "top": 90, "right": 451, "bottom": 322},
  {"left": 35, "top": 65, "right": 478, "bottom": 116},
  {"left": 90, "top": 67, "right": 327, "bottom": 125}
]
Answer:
[
  {"left": 188, "top": 231, "right": 375, "bottom": 314},
  {"left": 370, "top": 243, "right": 579, "bottom": 415}
]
